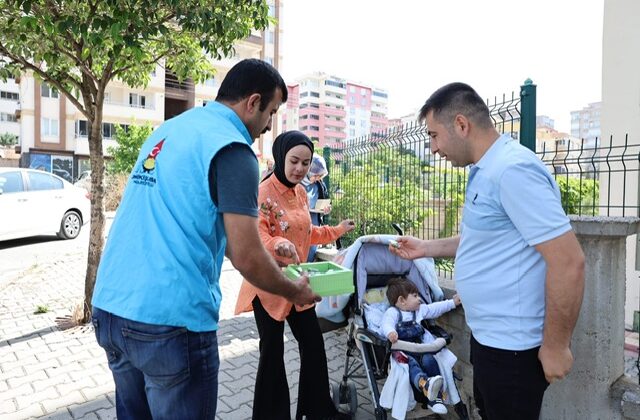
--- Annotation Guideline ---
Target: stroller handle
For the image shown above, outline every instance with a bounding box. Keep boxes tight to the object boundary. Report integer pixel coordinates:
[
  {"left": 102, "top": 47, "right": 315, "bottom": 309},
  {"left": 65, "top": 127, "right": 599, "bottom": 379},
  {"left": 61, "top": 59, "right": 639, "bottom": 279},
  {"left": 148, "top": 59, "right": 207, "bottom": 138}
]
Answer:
[{"left": 391, "top": 223, "right": 403, "bottom": 236}]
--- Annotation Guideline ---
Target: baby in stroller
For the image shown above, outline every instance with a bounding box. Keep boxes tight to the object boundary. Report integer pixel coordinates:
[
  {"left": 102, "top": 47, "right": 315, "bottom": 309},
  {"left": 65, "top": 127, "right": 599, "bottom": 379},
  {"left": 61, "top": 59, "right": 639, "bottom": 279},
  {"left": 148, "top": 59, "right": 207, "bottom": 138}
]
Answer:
[
  {"left": 382, "top": 277, "right": 461, "bottom": 415},
  {"left": 326, "top": 236, "right": 469, "bottom": 420}
]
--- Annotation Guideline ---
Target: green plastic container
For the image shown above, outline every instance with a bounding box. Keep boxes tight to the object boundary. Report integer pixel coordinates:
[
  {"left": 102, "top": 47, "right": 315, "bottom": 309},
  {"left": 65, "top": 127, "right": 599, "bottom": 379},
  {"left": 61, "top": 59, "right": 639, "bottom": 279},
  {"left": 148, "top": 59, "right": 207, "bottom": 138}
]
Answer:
[{"left": 284, "top": 261, "right": 354, "bottom": 297}]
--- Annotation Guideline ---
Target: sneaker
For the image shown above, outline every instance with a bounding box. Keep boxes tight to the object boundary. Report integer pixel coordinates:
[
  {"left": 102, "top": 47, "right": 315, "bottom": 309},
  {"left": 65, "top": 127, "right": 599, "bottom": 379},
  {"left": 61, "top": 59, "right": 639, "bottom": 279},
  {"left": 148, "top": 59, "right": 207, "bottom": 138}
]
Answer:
[
  {"left": 428, "top": 399, "right": 448, "bottom": 415},
  {"left": 422, "top": 375, "right": 443, "bottom": 401}
]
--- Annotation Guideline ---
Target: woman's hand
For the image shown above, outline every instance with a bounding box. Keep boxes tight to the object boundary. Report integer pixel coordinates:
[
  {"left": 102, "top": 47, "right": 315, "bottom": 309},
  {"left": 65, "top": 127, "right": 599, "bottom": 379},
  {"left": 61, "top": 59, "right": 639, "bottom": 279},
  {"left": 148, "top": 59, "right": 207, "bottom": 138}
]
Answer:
[
  {"left": 387, "top": 331, "right": 398, "bottom": 343},
  {"left": 389, "top": 236, "right": 427, "bottom": 260},
  {"left": 322, "top": 204, "right": 332, "bottom": 214},
  {"left": 453, "top": 294, "right": 462, "bottom": 307},
  {"left": 274, "top": 240, "right": 300, "bottom": 264},
  {"left": 339, "top": 219, "right": 356, "bottom": 233}
]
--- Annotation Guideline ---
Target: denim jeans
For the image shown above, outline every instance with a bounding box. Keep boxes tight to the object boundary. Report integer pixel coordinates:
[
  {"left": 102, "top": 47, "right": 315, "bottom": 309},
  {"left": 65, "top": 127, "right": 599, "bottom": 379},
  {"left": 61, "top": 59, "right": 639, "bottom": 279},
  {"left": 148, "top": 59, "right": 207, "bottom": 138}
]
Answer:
[
  {"left": 92, "top": 307, "right": 219, "bottom": 420},
  {"left": 407, "top": 352, "right": 440, "bottom": 390}
]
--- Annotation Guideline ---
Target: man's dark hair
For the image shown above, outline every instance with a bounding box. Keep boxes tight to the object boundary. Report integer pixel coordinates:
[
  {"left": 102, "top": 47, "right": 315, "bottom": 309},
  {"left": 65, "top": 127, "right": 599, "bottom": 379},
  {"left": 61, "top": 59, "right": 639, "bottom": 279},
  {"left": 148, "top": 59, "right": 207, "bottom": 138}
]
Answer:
[
  {"left": 418, "top": 82, "right": 493, "bottom": 130},
  {"left": 386, "top": 277, "right": 419, "bottom": 306},
  {"left": 216, "top": 59, "right": 288, "bottom": 111}
]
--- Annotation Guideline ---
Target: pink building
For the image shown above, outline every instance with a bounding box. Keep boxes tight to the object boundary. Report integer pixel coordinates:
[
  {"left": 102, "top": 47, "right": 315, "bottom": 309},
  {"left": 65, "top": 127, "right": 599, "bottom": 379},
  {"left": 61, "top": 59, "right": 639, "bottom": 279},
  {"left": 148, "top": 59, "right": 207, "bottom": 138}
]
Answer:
[{"left": 282, "top": 72, "right": 388, "bottom": 149}]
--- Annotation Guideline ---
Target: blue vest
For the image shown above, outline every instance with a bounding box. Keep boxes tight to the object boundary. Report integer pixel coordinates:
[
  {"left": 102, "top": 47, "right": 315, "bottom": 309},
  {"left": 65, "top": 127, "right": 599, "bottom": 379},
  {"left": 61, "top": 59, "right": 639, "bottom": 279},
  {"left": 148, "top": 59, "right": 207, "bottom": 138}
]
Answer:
[{"left": 92, "top": 102, "right": 255, "bottom": 332}]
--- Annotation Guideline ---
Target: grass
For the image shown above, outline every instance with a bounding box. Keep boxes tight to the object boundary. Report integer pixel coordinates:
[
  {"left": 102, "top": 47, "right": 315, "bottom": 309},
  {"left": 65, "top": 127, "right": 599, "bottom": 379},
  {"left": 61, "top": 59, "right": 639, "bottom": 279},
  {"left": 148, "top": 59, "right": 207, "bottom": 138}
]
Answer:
[{"left": 34, "top": 304, "right": 49, "bottom": 314}]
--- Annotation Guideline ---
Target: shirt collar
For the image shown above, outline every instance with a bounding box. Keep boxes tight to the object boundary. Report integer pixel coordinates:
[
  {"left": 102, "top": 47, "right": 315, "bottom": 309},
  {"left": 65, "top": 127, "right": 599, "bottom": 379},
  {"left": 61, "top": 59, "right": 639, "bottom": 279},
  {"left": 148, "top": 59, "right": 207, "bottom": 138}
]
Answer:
[
  {"left": 473, "top": 133, "right": 511, "bottom": 169},
  {"left": 206, "top": 101, "right": 253, "bottom": 145},
  {"left": 269, "top": 174, "right": 298, "bottom": 196}
]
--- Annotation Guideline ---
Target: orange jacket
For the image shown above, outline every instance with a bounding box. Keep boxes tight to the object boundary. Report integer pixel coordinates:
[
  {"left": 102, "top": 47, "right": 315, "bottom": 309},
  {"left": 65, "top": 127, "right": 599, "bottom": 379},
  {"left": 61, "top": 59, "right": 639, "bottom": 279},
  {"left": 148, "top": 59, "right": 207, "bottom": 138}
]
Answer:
[{"left": 234, "top": 175, "right": 347, "bottom": 321}]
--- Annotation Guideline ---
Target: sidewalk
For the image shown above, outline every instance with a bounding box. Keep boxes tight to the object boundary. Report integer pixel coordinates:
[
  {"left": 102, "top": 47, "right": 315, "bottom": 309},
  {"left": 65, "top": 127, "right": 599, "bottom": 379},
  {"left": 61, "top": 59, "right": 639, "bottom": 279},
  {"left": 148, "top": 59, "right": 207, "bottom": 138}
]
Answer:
[
  {"left": 2, "top": 238, "right": 639, "bottom": 419},
  {"left": 0, "top": 243, "right": 441, "bottom": 419}
]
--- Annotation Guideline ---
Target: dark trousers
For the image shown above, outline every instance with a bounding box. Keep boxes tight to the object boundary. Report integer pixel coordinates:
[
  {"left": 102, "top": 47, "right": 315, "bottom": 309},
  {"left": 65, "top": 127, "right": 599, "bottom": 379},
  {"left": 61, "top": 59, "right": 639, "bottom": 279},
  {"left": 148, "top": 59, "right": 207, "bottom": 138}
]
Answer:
[
  {"left": 252, "top": 297, "right": 336, "bottom": 420},
  {"left": 470, "top": 335, "right": 549, "bottom": 420}
]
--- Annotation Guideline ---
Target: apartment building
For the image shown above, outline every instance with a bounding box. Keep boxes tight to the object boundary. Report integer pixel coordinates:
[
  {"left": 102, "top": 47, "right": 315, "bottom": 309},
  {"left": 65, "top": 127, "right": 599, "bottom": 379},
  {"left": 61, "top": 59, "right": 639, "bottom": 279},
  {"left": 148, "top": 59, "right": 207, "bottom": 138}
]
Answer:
[
  {"left": 1, "top": 0, "right": 282, "bottom": 181},
  {"left": 281, "top": 72, "right": 389, "bottom": 148},
  {"left": 0, "top": 78, "right": 21, "bottom": 152},
  {"left": 571, "top": 101, "right": 601, "bottom": 148}
]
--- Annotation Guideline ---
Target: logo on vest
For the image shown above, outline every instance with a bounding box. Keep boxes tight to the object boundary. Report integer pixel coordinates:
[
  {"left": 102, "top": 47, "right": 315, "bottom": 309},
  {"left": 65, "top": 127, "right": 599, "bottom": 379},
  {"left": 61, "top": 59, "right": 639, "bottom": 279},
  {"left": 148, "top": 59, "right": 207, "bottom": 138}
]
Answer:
[{"left": 132, "top": 139, "right": 165, "bottom": 187}]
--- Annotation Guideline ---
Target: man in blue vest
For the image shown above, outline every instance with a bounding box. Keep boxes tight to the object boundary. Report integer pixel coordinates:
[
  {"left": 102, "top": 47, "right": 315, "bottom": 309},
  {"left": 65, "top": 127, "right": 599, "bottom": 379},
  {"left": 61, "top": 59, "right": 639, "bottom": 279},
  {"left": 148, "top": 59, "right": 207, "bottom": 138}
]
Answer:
[
  {"left": 91, "top": 59, "right": 320, "bottom": 419},
  {"left": 391, "top": 83, "right": 585, "bottom": 420}
]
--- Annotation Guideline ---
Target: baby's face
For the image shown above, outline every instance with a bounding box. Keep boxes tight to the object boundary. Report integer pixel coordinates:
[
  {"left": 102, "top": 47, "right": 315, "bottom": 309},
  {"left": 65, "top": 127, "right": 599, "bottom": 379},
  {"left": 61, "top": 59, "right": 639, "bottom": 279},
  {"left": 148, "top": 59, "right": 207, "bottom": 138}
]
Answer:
[{"left": 399, "top": 292, "right": 421, "bottom": 311}]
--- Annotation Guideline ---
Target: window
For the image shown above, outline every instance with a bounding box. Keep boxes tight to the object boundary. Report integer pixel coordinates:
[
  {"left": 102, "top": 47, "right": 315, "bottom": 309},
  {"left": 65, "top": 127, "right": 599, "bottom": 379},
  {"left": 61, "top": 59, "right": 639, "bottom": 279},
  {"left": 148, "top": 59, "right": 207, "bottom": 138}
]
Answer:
[
  {"left": 300, "top": 92, "right": 309, "bottom": 97},
  {"left": 129, "top": 93, "right": 146, "bottom": 108},
  {"left": 76, "top": 120, "right": 129, "bottom": 139},
  {"left": 41, "top": 84, "right": 59, "bottom": 98},
  {"left": 373, "top": 91, "right": 388, "bottom": 98},
  {"left": 0, "top": 112, "right": 17, "bottom": 122},
  {"left": 27, "top": 171, "right": 63, "bottom": 191},
  {"left": 309, "top": 103, "right": 319, "bottom": 109},
  {"left": 324, "top": 80, "right": 345, "bottom": 89},
  {"left": 310, "top": 92, "right": 320, "bottom": 98},
  {"left": 104, "top": 91, "right": 112, "bottom": 103},
  {"left": 350, "top": 86, "right": 355, "bottom": 93},
  {"left": 349, "top": 97, "right": 355, "bottom": 104},
  {"left": 204, "top": 78, "right": 216, "bottom": 87},
  {"left": 349, "top": 129, "right": 355, "bottom": 137},
  {"left": 361, "top": 98, "right": 367, "bottom": 106},
  {"left": 349, "top": 120, "right": 355, "bottom": 126},
  {"left": 309, "top": 126, "right": 319, "bottom": 131},
  {"left": 310, "top": 114, "right": 320, "bottom": 120},
  {"left": 0, "top": 91, "right": 19, "bottom": 101},
  {"left": 41, "top": 118, "right": 59, "bottom": 137},
  {"left": 76, "top": 120, "right": 88, "bottom": 137},
  {"left": 0, "top": 171, "right": 24, "bottom": 194},
  {"left": 266, "top": 31, "right": 275, "bottom": 44},
  {"left": 264, "top": 57, "right": 273, "bottom": 66}
]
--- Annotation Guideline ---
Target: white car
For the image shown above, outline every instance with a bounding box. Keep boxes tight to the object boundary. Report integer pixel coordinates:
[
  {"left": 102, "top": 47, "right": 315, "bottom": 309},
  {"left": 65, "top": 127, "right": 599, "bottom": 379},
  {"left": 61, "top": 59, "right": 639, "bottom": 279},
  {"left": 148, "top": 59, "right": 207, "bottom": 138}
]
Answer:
[{"left": 0, "top": 168, "right": 91, "bottom": 241}]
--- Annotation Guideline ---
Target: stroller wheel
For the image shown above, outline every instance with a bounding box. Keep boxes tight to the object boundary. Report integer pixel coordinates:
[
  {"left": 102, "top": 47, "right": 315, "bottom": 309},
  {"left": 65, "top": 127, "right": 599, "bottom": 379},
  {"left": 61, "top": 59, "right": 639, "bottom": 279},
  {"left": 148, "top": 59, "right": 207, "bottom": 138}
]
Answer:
[
  {"left": 331, "top": 382, "right": 341, "bottom": 409},
  {"left": 347, "top": 381, "right": 358, "bottom": 415}
]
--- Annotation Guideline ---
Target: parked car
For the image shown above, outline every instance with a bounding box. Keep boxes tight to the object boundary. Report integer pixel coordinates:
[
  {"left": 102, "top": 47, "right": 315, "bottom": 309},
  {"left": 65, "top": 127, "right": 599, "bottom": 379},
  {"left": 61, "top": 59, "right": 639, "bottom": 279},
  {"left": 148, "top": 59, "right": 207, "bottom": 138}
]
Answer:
[{"left": 0, "top": 168, "right": 91, "bottom": 241}]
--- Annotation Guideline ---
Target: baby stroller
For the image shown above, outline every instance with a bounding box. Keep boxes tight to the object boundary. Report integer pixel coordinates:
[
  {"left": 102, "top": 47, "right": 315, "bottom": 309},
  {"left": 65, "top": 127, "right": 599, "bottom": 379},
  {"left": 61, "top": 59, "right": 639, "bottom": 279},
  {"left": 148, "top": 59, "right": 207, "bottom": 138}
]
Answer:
[{"left": 327, "top": 233, "right": 469, "bottom": 420}]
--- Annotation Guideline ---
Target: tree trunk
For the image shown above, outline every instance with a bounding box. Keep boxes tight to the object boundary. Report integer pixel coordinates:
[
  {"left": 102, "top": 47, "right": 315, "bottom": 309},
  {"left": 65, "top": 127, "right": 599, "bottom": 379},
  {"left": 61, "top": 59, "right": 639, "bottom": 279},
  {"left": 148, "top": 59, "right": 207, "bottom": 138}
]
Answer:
[{"left": 83, "top": 104, "right": 105, "bottom": 323}]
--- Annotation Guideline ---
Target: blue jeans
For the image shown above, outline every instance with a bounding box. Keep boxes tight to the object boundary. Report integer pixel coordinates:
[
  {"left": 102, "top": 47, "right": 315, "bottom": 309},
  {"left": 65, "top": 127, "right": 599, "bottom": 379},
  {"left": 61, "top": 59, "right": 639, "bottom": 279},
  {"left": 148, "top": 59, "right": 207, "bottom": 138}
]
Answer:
[
  {"left": 407, "top": 352, "right": 440, "bottom": 390},
  {"left": 92, "top": 307, "right": 219, "bottom": 419}
]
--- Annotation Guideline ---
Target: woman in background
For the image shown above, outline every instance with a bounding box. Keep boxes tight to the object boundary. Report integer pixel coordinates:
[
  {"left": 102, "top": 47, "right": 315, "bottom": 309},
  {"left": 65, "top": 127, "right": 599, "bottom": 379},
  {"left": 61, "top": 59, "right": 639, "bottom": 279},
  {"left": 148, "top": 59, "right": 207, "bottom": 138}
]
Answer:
[{"left": 302, "top": 154, "right": 330, "bottom": 262}]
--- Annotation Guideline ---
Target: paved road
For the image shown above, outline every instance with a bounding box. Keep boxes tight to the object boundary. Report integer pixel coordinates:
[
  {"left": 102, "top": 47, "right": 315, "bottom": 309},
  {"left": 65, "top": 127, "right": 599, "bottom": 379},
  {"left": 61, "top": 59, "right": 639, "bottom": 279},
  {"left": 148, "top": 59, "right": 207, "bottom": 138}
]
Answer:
[
  {"left": 2, "top": 220, "right": 637, "bottom": 419},
  {"left": 0, "top": 219, "right": 443, "bottom": 419}
]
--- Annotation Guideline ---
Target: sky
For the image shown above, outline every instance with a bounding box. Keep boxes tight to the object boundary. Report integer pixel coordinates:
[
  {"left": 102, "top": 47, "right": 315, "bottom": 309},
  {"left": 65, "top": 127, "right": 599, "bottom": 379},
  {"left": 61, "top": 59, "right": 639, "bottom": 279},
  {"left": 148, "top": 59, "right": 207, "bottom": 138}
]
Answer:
[{"left": 280, "top": 0, "right": 604, "bottom": 133}]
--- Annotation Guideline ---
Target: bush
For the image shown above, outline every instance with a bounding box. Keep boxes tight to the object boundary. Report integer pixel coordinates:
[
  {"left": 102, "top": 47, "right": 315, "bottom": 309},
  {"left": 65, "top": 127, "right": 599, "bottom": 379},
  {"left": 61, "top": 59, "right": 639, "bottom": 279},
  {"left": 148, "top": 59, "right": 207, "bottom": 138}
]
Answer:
[{"left": 104, "top": 173, "right": 129, "bottom": 212}]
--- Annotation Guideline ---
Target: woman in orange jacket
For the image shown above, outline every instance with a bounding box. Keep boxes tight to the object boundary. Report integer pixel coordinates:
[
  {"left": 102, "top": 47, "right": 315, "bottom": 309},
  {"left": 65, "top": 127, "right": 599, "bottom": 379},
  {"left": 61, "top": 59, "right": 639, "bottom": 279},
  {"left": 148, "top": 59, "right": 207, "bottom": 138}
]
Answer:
[{"left": 235, "top": 130, "right": 354, "bottom": 420}]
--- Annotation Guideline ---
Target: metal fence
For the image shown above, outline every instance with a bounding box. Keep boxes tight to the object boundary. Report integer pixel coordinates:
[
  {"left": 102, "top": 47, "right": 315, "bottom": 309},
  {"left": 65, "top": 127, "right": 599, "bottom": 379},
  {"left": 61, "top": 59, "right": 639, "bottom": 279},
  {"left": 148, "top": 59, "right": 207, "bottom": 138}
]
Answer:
[{"left": 324, "top": 87, "right": 639, "bottom": 276}]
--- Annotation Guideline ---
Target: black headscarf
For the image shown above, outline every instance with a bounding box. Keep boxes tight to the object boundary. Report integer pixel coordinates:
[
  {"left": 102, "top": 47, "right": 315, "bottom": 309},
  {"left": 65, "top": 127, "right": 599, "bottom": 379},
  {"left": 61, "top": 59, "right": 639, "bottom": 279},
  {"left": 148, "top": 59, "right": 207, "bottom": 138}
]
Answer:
[{"left": 264, "top": 130, "right": 314, "bottom": 188}]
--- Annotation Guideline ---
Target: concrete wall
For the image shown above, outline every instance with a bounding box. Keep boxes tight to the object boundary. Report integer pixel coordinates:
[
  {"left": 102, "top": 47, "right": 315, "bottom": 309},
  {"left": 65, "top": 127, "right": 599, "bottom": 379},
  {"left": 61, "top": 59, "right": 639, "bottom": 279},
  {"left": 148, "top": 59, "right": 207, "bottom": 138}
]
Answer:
[
  {"left": 437, "top": 216, "right": 640, "bottom": 419},
  {"left": 601, "top": 0, "right": 640, "bottom": 328}
]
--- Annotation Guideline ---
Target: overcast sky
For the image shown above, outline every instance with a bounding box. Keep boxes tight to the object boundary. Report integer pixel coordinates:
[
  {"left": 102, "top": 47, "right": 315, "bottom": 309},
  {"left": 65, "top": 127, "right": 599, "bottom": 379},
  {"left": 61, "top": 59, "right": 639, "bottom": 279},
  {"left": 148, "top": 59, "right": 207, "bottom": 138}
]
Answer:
[{"left": 280, "top": 0, "right": 604, "bottom": 133}]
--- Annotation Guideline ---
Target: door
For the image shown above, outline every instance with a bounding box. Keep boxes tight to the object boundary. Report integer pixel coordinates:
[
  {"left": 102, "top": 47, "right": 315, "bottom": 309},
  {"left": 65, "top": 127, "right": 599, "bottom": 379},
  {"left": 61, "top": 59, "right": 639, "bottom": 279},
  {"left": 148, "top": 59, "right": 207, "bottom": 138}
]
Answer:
[
  {"left": 0, "top": 171, "right": 31, "bottom": 240},
  {"left": 25, "top": 171, "right": 66, "bottom": 234}
]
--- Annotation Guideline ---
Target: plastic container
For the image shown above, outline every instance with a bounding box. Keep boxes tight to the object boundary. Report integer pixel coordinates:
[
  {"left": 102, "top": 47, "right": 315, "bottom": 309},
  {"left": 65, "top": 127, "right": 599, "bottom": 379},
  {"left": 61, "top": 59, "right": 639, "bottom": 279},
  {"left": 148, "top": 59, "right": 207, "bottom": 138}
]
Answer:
[{"left": 284, "top": 261, "right": 354, "bottom": 297}]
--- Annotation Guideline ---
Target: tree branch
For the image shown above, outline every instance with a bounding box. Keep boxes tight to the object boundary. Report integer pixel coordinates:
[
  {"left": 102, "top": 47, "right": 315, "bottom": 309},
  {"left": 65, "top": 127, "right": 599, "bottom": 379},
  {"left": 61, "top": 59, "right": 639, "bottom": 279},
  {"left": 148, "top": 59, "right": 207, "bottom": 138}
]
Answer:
[{"left": 0, "top": 43, "right": 90, "bottom": 119}]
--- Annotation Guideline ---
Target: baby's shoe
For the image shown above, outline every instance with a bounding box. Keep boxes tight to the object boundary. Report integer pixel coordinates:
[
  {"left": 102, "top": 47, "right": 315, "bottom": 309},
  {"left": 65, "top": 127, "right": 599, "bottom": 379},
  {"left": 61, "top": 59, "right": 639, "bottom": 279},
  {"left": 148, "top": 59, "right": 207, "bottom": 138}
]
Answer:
[
  {"left": 428, "top": 398, "right": 447, "bottom": 415},
  {"left": 418, "top": 375, "right": 443, "bottom": 401}
]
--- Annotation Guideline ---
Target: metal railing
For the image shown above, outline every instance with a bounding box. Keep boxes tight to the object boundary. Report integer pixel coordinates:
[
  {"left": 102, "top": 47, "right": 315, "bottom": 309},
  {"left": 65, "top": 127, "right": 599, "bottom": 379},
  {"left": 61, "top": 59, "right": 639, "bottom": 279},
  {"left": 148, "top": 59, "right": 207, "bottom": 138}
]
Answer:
[{"left": 324, "top": 86, "right": 639, "bottom": 277}]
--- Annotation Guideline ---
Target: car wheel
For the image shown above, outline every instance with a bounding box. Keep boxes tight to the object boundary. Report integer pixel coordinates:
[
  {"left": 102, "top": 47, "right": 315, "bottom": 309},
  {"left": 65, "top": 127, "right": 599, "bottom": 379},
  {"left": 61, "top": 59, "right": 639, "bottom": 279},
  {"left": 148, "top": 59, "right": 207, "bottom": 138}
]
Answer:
[{"left": 58, "top": 210, "right": 82, "bottom": 239}]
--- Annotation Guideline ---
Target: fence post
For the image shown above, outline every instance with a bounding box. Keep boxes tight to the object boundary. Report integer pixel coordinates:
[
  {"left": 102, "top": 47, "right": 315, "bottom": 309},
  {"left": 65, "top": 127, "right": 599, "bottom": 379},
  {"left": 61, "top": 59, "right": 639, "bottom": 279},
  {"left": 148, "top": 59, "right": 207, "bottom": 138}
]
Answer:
[
  {"left": 520, "top": 78, "right": 537, "bottom": 152},
  {"left": 323, "top": 146, "right": 331, "bottom": 196}
]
